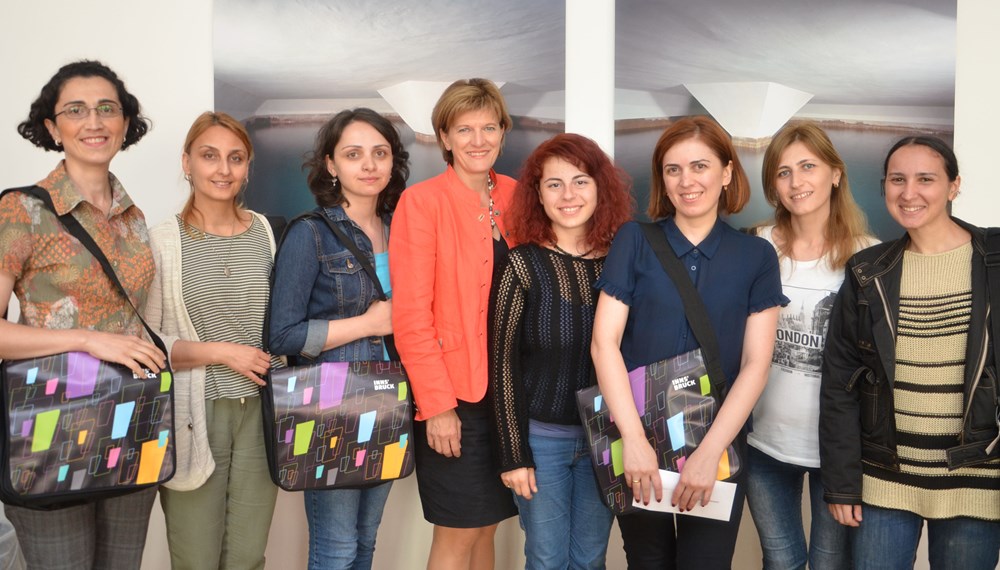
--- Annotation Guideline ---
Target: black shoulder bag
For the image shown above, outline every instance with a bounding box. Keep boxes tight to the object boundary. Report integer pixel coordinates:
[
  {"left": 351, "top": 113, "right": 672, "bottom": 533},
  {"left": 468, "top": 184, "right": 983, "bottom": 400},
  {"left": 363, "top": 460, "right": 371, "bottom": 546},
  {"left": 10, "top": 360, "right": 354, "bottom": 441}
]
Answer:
[
  {"left": 575, "top": 222, "right": 742, "bottom": 514},
  {"left": 0, "top": 185, "right": 175, "bottom": 509},
  {"left": 260, "top": 211, "right": 414, "bottom": 491}
]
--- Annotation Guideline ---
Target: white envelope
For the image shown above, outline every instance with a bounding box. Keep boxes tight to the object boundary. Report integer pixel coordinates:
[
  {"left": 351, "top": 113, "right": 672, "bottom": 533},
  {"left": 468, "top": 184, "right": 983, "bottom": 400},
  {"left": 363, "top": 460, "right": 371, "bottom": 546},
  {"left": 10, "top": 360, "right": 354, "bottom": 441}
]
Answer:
[{"left": 633, "top": 469, "right": 736, "bottom": 521}]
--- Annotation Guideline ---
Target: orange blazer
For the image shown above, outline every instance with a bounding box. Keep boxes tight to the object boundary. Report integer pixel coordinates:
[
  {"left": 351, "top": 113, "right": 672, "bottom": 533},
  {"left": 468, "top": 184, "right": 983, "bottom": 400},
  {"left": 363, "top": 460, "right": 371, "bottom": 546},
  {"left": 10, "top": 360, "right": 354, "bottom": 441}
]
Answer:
[{"left": 389, "top": 165, "right": 515, "bottom": 420}]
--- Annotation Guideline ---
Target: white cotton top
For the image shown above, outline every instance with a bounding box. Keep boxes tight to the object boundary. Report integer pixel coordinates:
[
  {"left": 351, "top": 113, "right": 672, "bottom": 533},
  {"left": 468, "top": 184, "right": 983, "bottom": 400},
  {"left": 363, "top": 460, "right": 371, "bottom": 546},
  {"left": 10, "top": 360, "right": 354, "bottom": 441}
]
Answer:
[{"left": 748, "top": 225, "right": 874, "bottom": 467}]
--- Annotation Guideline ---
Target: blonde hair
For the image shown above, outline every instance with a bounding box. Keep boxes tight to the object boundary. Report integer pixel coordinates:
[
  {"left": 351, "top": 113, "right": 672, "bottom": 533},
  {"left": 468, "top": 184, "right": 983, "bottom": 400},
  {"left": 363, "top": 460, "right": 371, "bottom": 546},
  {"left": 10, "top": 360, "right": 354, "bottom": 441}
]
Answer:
[
  {"left": 432, "top": 78, "right": 512, "bottom": 164},
  {"left": 760, "top": 121, "right": 871, "bottom": 269}
]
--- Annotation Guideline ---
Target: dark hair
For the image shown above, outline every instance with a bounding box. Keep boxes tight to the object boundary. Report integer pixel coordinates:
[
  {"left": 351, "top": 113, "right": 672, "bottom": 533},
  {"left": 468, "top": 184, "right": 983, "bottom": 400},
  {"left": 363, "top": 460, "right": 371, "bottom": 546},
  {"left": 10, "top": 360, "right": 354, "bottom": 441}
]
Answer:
[
  {"left": 303, "top": 108, "right": 410, "bottom": 216},
  {"left": 432, "top": 78, "right": 512, "bottom": 164},
  {"left": 647, "top": 116, "right": 750, "bottom": 219},
  {"left": 17, "top": 60, "right": 150, "bottom": 151},
  {"left": 883, "top": 135, "right": 959, "bottom": 182},
  {"left": 509, "top": 133, "right": 634, "bottom": 252}
]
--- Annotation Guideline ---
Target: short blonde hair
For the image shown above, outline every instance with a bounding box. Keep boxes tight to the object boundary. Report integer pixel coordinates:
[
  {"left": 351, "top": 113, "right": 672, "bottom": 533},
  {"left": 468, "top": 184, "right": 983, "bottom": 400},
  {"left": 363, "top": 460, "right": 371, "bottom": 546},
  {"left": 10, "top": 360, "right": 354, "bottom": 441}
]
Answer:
[{"left": 431, "top": 78, "right": 512, "bottom": 164}]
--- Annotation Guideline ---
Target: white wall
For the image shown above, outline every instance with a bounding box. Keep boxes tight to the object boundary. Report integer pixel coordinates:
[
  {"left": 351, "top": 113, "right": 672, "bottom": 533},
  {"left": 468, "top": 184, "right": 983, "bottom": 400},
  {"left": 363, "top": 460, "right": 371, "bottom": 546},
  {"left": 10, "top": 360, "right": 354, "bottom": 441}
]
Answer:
[
  {"left": 952, "top": 0, "right": 999, "bottom": 224},
  {"left": 2, "top": 1, "right": 997, "bottom": 569}
]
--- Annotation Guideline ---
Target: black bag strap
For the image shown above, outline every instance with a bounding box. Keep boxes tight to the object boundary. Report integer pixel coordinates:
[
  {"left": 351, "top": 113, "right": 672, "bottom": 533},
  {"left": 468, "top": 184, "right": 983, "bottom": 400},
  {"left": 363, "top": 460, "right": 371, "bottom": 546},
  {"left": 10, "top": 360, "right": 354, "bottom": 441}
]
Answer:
[
  {"left": 265, "top": 210, "right": 398, "bottom": 360},
  {"left": 264, "top": 215, "right": 287, "bottom": 250},
  {"left": 0, "top": 185, "right": 168, "bottom": 356},
  {"left": 638, "top": 222, "right": 728, "bottom": 400}
]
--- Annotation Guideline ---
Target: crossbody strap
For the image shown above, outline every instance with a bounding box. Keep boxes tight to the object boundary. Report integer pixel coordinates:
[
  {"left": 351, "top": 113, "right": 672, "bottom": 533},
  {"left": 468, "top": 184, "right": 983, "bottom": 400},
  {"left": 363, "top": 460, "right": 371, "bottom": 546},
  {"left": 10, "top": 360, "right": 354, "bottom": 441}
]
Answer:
[
  {"left": 266, "top": 211, "right": 398, "bottom": 360},
  {"left": 0, "top": 185, "right": 168, "bottom": 356},
  {"left": 638, "top": 222, "right": 728, "bottom": 401}
]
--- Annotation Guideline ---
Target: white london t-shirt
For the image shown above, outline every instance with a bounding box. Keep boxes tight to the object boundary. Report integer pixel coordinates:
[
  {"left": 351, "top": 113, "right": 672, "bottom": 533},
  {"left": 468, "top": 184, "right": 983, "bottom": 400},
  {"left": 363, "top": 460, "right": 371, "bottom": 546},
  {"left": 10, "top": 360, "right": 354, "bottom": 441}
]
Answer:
[{"left": 748, "top": 225, "right": 872, "bottom": 467}]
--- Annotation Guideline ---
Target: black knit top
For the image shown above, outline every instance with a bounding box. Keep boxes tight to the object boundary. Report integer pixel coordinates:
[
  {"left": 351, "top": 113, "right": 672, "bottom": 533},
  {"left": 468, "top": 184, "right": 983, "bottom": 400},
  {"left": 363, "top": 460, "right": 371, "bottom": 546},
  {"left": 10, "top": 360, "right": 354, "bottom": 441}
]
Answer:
[{"left": 488, "top": 243, "right": 603, "bottom": 472}]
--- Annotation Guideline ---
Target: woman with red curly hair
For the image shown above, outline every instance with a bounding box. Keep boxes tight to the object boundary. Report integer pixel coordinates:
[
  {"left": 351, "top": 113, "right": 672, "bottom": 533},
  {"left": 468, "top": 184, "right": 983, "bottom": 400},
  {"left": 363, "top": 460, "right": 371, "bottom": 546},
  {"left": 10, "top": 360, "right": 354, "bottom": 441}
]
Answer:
[{"left": 488, "top": 133, "right": 633, "bottom": 569}]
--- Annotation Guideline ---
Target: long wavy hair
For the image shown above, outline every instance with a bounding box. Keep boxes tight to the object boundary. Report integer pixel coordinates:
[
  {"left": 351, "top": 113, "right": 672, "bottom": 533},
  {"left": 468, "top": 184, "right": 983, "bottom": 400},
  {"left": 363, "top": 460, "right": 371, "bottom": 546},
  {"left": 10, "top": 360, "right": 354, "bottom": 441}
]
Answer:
[{"left": 761, "top": 121, "right": 871, "bottom": 269}]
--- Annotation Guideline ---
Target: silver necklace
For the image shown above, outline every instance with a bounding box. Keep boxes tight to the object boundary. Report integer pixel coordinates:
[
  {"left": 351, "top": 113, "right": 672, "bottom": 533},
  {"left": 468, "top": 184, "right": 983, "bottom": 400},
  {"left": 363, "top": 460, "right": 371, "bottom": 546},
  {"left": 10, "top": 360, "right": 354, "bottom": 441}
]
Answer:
[{"left": 204, "top": 217, "right": 239, "bottom": 278}]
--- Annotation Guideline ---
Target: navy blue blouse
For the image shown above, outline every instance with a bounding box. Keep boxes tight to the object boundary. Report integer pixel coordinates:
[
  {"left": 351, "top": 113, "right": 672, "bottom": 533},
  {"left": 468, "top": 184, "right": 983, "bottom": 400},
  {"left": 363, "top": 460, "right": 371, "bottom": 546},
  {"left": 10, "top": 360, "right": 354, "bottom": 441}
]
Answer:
[{"left": 595, "top": 218, "right": 788, "bottom": 385}]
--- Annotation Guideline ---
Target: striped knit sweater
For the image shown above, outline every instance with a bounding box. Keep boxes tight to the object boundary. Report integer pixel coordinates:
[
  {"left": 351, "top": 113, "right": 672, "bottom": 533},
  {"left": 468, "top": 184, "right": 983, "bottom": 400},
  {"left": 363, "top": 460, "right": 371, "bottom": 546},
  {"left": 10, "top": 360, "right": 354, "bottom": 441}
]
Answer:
[
  {"left": 180, "top": 215, "right": 282, "bottom": 399},
  {"left": 862, "top": 242, "right": 1000, "bottom": 521}
]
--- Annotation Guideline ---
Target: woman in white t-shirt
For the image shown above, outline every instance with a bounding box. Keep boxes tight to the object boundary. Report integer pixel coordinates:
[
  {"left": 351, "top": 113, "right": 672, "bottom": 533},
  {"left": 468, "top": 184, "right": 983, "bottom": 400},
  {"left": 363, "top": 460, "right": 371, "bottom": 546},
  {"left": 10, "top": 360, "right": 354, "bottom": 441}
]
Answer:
[{"left": 747, "top": 122, "right": 875, "bottom": 570}]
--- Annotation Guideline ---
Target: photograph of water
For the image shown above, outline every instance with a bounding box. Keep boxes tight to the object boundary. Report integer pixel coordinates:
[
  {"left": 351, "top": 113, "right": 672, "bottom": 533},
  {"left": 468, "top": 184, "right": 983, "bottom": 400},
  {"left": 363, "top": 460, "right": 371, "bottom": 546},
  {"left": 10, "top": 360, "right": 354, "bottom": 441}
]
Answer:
[{"left": 243, "top": 117, "right": 950, "bottom": 242}]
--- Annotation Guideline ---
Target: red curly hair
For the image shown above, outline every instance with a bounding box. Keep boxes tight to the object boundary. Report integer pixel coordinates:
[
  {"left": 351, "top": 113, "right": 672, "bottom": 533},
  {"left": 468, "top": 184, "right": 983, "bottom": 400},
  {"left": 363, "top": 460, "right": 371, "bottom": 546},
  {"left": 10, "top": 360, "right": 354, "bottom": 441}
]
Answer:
[{"left": 509, "top": 133, "right": 634, "bottom": 252}]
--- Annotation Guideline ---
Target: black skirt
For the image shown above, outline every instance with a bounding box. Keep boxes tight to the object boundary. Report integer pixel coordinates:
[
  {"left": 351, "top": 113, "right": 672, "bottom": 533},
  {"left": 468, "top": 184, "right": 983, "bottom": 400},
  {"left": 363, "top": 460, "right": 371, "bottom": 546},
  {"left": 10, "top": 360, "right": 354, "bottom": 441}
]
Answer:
[{"left": 413, "top": 399, "right": 518, "bottom": 527}]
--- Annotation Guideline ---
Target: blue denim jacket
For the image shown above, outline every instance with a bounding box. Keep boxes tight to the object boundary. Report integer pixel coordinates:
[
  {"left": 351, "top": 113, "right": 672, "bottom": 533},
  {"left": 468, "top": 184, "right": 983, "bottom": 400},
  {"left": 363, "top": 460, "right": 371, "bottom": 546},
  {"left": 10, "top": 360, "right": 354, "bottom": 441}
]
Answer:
[{"left": 268, "top": 205, "right": 389, "bottom": 364}]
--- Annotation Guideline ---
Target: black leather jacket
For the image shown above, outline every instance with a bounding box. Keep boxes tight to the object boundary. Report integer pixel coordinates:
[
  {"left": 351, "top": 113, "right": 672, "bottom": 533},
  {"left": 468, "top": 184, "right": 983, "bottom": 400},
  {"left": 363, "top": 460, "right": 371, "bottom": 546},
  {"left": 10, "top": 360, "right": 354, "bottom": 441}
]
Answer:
[{"left": 819, "top": 218, "right": 999, "bottom": 505}]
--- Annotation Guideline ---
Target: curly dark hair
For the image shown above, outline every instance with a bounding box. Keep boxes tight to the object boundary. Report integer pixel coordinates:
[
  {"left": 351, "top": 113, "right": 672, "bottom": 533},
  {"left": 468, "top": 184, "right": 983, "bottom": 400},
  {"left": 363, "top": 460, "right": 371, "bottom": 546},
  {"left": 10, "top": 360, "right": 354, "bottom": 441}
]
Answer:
[
  {"left": 303, "top": 108, "right": 410, "bottom": 216},
  {"left": 17, "top": 60, "right": 151, "bottom": 152}
]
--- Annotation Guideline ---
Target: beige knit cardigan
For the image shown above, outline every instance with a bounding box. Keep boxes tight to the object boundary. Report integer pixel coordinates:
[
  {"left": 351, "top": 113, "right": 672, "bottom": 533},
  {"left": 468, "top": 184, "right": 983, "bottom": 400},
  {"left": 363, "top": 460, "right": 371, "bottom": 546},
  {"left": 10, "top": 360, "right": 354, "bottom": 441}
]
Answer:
[{"left": 143, "top": 212, "right": 278, "bottom": 491}]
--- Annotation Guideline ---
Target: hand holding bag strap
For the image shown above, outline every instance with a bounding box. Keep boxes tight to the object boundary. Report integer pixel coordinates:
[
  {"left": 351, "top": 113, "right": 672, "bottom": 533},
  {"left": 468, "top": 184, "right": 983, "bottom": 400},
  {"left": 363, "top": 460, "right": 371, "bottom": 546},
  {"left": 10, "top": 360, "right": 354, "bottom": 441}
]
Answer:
[
  {"left": 269, "top": 211, "right": 399, "bottom": 361},
  {"left": 1, "top": 186, "right": 168, "bottom": 357},
  {"left": 638, "top": 222, "right": 728, "bottom": 400},
  {"left": 306, "top": 212, "right": 399, "bottom": 361}
]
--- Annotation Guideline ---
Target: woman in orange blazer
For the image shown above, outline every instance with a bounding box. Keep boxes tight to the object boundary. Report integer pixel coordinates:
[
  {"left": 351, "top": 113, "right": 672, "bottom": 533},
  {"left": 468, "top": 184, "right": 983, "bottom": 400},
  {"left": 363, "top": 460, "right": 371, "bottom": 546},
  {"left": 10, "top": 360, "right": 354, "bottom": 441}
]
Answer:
[{"left": 389, "top": 78, "right": 518, "bottom": 570}]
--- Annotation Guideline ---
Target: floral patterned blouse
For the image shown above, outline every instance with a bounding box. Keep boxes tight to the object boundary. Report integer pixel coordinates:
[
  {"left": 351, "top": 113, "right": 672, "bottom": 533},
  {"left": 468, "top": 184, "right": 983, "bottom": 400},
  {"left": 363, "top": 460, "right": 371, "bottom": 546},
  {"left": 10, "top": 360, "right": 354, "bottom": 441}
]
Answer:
[{"left": 0, "top": 161, "right": 154, "bottom": 336}]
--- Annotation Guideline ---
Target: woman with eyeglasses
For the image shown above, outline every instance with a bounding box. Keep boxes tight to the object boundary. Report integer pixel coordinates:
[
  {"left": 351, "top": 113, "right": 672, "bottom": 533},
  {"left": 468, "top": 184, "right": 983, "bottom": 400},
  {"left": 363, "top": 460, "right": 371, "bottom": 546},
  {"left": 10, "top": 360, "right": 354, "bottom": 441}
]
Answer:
[{"left": 0, "top": 60, "right": 165, "bottom": 568}]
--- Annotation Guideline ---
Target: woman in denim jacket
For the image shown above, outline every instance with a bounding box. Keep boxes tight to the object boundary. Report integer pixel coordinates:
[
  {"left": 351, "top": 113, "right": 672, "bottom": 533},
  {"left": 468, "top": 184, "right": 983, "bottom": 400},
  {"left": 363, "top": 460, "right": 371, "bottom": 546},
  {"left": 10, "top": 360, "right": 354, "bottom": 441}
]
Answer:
[{"left": 268, "top": 108, "right": 409, "bottom": 570}]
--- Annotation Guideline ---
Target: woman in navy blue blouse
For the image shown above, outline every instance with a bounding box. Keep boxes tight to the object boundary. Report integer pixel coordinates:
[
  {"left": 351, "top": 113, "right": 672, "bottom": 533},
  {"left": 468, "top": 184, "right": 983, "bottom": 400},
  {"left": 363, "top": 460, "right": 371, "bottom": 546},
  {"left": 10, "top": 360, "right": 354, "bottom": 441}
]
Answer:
[{"left": 591, "top": 116, "right": 787, "bottom": 569}]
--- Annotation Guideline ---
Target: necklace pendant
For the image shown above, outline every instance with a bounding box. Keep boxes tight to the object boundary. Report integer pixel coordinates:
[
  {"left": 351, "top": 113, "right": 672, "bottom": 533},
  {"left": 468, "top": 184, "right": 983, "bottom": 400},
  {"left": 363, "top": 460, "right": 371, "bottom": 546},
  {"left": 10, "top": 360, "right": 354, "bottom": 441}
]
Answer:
[{"left": 224, "top": 266, "right": 231, "bottom": 278}]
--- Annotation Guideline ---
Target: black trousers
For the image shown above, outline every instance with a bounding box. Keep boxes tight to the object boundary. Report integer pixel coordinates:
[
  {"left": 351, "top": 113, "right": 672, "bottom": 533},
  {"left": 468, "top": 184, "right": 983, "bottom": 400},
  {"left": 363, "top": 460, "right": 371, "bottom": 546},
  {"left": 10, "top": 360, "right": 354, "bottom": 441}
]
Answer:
[{"left": 616, "top": 439, "right": 748, "bottom": 570}]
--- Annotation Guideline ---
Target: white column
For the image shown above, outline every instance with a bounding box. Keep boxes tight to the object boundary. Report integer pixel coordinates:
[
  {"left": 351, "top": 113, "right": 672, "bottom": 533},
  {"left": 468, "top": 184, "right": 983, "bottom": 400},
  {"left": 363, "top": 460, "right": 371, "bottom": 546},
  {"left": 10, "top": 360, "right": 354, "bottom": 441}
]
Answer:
[
  {"left": 565, "top": 0, "right": 616, "bottom": 156},
  {"left": 952, "top": 0, "right": 1000, "bottom": 225}
]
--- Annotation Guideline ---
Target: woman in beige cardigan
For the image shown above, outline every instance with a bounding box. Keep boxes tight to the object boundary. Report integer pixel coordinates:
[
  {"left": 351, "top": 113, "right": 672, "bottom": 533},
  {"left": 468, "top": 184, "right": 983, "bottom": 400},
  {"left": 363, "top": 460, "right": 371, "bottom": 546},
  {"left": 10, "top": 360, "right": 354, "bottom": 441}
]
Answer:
[{"left": 145, "top": 112, "right": 281, "bottom": 570}]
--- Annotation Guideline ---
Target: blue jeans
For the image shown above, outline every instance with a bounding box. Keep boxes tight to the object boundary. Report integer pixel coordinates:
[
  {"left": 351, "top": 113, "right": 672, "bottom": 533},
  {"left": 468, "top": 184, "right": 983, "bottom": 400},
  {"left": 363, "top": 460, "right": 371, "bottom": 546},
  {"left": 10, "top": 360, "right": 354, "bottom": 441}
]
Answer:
[
  {"left": 746, "top": 446, "right": 850, "bottom": 569},
  {"left": 512, "top": 432, "right": 613, "bottom": 570},
  {"left": 304, "top": 482, "right": 393, "bottom": 570},
  {"left": 852, "top": 504, "right": 1000, "bottom": 569}
]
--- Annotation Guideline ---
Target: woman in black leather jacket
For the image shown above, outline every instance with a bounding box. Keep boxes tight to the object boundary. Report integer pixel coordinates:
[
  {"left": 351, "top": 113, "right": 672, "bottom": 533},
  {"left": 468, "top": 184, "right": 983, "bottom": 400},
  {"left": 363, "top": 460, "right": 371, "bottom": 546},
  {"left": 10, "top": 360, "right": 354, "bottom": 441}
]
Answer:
[{"left": 820, "top": 136, "right": 999, "bottom": 569}]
